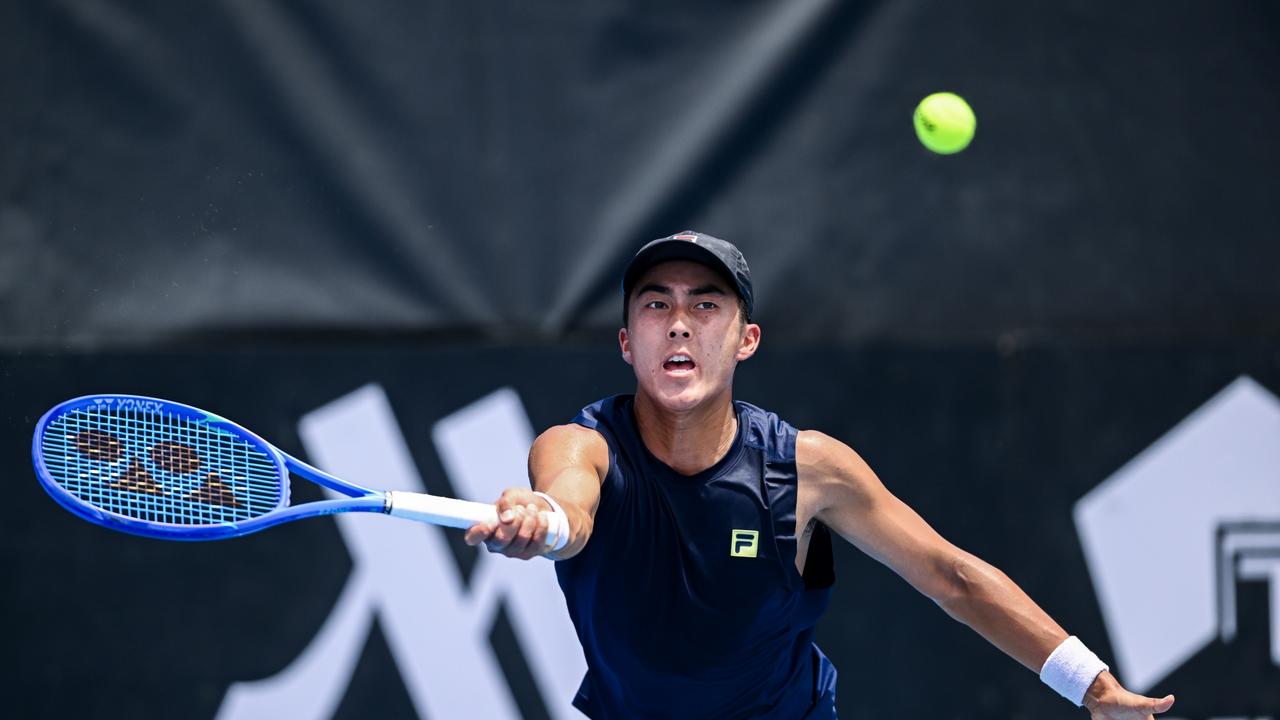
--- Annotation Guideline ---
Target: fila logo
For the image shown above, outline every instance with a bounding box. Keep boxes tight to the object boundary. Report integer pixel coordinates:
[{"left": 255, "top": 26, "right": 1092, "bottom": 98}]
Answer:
[
  {"left": 1075, "top": 376, "right": 1280, "bottom": 694},
  {"left": 216, "top": 384, "right": 586, "bottom": 720},
  {"left": 730, "top": 529, "right": 759, "bottom": 558}
]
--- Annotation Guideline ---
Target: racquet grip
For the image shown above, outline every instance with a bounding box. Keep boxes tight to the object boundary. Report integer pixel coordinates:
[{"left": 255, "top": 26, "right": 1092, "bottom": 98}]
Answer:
[{"left": 385, "top": 491, "right": 569, "bottom": 552}]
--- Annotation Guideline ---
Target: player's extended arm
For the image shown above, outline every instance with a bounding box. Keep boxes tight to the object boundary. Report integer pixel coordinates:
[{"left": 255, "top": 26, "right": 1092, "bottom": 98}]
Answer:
[
  {"left": 464, "top": 423, "right": 607, "bottom": 561},
  {"left": 797, "top": 430, "right": 1175, "bottom": 719}
]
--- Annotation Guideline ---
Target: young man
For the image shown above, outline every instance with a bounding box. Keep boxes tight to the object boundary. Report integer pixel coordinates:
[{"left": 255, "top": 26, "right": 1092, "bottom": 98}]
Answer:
[{"left": 465, "top": 231, "right": 1177, "bottom": 719}]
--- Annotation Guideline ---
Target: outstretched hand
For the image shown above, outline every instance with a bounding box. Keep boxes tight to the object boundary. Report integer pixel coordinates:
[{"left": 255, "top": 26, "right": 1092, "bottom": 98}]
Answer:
[
  {"left": 1084, "top": 673, "right": 1175, "bottom": 720},
  {"left": 464, "top": 487, "right": 552, "bottom": 560}
]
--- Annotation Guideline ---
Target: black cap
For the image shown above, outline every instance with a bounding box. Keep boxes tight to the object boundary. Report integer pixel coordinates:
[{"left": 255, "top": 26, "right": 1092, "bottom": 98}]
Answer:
[{"left": 621, "top": 230, "right": 754, "bottom": 324}]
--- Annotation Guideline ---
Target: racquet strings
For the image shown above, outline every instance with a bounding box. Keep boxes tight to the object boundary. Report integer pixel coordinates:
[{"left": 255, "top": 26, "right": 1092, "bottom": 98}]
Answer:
[{"left": 39, "top": 404, "right": 283, "bottom": 525}]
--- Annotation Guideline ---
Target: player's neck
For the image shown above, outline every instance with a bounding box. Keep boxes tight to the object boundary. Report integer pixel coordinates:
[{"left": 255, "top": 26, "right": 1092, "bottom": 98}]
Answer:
[{"left": 632, "top": 390, "right": 738, "bottom": 477}]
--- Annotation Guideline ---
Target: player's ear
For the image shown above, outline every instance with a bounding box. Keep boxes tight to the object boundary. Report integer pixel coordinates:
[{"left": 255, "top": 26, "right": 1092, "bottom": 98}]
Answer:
[
  {"left": 618, "top": 327, "right": 633, "bottom": 365},
  {"left": 735, "top": 322, "right": 760, "bottom": 362}
]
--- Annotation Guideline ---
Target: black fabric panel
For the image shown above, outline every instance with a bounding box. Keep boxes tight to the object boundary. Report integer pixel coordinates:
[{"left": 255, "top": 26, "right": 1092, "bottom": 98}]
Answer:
[
  {"left": 802, "top": 523, "right": 835, "bottom": 590},
  {"left": 3, "top": 1, "right": 1279, "bottom": 347}
]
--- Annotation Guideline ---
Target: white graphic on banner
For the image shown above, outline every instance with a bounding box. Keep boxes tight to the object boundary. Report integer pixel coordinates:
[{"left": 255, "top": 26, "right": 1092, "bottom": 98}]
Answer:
[
  {"left": 1075, "top": 376, "right": 1280, "bottom": 693},
  {"left": 216, "top": 384, "right": 586, "bottom": 719}
]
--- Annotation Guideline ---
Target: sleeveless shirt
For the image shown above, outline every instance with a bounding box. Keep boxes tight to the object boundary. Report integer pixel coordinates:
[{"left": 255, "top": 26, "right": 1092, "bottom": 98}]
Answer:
[{"left": 557, "top": 394, "right": 837, "bottom": 719}]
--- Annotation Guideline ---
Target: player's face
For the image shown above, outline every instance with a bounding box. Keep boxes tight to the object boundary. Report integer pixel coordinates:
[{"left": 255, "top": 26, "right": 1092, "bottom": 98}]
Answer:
[{"left": 619, "top": 260, "right": 760, "bottom": 412}]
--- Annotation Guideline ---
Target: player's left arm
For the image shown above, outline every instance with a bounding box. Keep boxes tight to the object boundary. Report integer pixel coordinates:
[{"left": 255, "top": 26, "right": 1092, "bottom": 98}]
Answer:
[{"left": 797, "top": 429, "right": 1175, "bottom": 719}]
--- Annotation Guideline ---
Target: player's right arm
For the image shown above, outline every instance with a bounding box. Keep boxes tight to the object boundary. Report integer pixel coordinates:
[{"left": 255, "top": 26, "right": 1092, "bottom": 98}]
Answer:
[{"left": 463, "top": 423, "right": 608, "bottom": 561}]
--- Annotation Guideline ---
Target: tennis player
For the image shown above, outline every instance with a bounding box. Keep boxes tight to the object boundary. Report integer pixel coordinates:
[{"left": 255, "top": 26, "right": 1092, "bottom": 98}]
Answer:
[{"left": 466, "top": 231, "right": 1177, "bottom": 719}]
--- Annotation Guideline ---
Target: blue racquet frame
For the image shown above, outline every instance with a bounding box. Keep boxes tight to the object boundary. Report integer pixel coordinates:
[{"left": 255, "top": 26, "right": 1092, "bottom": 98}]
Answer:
[{"left": 32, "top": 394, "right": 567, "bottom": 546}]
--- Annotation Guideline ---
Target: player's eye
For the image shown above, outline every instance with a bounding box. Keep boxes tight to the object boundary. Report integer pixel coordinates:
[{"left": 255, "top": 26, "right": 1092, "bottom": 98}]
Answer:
[
  {"left": 695, "top": 301, "right": 717, "bottom": 310},
  {"left": 645, "top": 300, "right": 667, "bottom": 310}
]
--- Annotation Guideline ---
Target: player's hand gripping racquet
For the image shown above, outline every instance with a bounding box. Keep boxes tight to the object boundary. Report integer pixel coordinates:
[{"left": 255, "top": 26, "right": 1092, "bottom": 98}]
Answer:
[{"left": 32, "top": 394, "right": 569, "bottom": 548}]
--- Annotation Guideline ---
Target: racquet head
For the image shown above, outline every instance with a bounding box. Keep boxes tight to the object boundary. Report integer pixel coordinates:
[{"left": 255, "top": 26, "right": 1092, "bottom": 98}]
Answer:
[{"left": 32, "top": 394, "right": 290, "bottom": 539}]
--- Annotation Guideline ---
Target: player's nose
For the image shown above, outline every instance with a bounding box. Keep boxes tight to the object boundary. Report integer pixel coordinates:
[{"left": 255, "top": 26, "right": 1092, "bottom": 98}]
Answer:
[{"left": 666, "top": 306, "right": 692, "bottom": 338}]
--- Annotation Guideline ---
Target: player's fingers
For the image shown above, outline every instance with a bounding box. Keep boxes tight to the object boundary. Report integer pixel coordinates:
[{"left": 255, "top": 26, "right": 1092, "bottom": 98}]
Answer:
[
  {"left": 496, "top": 504, "right": 525, "bottom": 553},
  {"left": 481, "top": 492, "right": 520, "bottom": 549},
  {"left": 493, "top": 508, "right": 520, "bottom": 546},
  {"left": 489, "top": 504, "right": 522, "bottom": 547},
  {"left": 496, "top": 493, "right": 511, "bottom": 511},
  {"left": 519, "top": 502, "right": 547, "bottom": 557},
  {"left": 493, "top": 495, "right": 518, "bottom": 529},
  {"left": 530, "top": 502, "right": 549, "bottom": 552},
  {"left": 498, "top": 487, "right": 535, "bottom": 513},
  {"left": 464, "top": 522, "right": 495, "bottom": 546},
  {"left": 496, "top": 497, "right": 518, "bottom": 522},
  {"left": 508, "top": 503, "right": 539, "bottom": 555},
  {"left": 487, "top": 530, "right": 514, "bottom": 553}
]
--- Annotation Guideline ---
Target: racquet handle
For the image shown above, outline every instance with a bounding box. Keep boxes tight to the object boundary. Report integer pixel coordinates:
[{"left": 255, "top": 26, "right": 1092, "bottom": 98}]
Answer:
[{"left": 384, "top": 491, "right": 569, "bottom": 552}]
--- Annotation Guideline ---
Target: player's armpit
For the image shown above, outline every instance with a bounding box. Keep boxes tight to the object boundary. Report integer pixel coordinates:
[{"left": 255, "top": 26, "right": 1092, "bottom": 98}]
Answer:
[{"left": 526, "top": 423, "right": 609, "bottom": 559}]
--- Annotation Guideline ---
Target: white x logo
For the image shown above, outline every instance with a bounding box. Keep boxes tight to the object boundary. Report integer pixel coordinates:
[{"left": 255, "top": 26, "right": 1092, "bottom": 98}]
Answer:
[{"left": 216, "top": 384, "right": 585, "bottom": 719}]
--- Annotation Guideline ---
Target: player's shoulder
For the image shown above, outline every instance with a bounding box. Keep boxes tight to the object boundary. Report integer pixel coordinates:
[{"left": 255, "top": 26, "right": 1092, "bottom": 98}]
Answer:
[
  {"left": 795, "top": 429, "right": 857, "bottom": 474},
  {"left": 534, "top": 422, "right": 608, "bottom": 450},
  {"left": 734, "top": 399, "right": 801, "bottom": 462},
  {"left": 569, "top": 393, "right": 630, "bottom": 432},
  {"left": 531, "top": 422, "right": 610, "bottom": 472}
]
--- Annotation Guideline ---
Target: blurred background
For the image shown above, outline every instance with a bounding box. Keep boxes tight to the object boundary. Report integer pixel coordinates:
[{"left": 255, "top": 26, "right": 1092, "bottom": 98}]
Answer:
[{"left": 3, "top": 0, "right": 1279, "bottom": 718}]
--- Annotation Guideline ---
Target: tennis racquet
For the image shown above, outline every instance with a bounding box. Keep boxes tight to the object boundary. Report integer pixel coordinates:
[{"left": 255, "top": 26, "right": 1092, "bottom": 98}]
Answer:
[{"left": 32, "top": 393, "right": 567, "bottom": 545}]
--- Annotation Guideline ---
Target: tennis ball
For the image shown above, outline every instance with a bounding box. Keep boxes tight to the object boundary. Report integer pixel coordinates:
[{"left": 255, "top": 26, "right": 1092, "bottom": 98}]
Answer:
[{"left": 913, "top": 92, "right": 975, "bottom": 154}]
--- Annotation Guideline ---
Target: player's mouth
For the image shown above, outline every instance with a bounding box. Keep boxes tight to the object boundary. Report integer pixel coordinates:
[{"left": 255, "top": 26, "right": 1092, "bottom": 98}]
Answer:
[{"left": 662, "top": 353, "right": 696, "bottom": 376}]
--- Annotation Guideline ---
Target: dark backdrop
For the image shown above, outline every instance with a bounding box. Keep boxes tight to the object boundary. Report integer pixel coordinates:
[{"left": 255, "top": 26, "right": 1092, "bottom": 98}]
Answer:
[
  {"left": 4, "top": 0, "right": 1279, "bottom": 717},
  {"left": 2, "top": 0, "right": 1278, "bottom": 346}
]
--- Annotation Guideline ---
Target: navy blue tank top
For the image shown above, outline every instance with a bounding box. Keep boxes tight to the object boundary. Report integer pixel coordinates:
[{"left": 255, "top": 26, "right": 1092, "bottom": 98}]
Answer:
[{"left": 557, "top": 395, "right": 837, "bottom": 719}]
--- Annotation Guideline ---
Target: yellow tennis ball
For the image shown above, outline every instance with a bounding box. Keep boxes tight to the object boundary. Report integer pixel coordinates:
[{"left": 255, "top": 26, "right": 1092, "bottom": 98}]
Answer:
[{"left": 913, "top": 92, "right": 975, "bottom": 154}]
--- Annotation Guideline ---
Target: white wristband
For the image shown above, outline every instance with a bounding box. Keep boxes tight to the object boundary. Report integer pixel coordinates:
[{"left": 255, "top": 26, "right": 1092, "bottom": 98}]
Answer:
[
  {"left": 1039, "top": 636, "right": 1109, "bottom": 707},
  {"left": 532, "top": 491, "right": 570, "bottom": 553}
]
